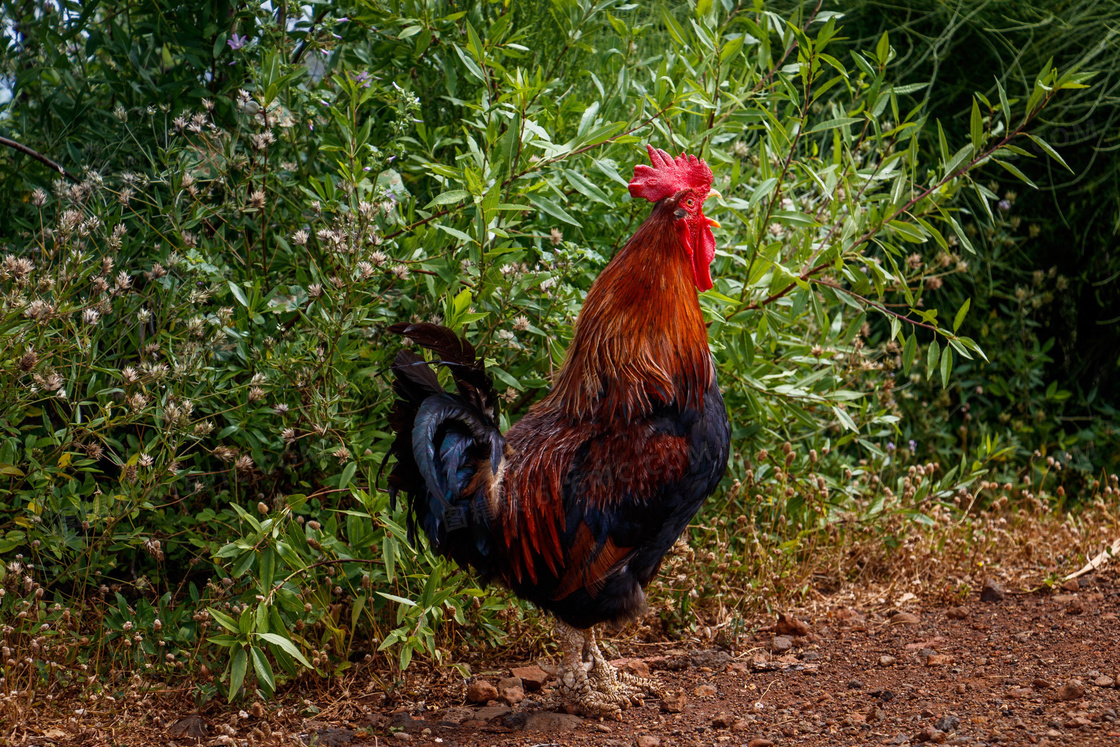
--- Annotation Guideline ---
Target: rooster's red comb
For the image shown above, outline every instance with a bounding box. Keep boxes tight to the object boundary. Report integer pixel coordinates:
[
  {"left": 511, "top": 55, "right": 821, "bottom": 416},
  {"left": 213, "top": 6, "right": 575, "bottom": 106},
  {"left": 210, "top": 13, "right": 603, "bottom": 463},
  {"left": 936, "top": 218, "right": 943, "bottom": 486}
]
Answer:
[{"left": 628, "top": 144, "right": 713, "bottom": 203}]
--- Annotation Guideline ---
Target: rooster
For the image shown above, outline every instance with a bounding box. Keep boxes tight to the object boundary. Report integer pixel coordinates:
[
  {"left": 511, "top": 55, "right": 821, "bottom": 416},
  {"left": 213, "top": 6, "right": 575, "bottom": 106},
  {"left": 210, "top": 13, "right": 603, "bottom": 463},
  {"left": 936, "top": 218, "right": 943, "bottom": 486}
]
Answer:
[{"left": 385, "top": 145, "right": 730, "bottom": 719}]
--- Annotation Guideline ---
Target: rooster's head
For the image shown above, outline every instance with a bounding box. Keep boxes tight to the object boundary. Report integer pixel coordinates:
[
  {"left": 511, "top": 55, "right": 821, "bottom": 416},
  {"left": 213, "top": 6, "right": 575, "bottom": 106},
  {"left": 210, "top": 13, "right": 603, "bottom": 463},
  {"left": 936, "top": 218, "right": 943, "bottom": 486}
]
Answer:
[{"left": 628, "top": 145, "right": 721, "bottom": 291}]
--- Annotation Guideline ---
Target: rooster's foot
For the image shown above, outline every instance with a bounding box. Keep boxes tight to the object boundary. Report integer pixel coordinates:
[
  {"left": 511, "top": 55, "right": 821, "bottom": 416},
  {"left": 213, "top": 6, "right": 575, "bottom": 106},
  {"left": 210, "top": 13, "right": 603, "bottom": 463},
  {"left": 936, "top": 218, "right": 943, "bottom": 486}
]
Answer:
[
  {"left": 588, "top": 639, "right": 660, "bottom": 706},
  {"left": 555, "top": 661, "right": 624, "bottom": 720}
]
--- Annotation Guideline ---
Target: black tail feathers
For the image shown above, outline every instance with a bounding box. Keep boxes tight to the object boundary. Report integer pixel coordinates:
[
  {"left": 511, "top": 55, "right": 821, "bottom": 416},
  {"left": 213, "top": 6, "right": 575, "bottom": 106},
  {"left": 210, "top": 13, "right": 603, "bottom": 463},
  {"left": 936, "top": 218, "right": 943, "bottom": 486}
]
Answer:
[{"left": 382, "top": 324, "right": 503, "bottom": 570}]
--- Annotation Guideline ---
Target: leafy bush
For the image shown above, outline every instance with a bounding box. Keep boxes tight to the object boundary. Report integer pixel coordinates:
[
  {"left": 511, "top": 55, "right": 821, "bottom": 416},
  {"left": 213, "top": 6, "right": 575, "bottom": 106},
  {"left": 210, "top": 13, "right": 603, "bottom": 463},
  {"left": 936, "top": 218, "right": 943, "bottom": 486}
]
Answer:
[{"left": 0, "top": 0, "right": 1100, "bottom": 705}]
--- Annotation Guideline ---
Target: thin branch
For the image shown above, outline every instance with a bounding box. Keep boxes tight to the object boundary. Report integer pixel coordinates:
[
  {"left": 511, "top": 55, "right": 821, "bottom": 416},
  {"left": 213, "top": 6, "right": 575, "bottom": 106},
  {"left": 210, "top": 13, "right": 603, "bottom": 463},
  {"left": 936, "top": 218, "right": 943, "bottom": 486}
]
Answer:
[{"left": 0, "top": 135, "right": 79, "bottom": 182}]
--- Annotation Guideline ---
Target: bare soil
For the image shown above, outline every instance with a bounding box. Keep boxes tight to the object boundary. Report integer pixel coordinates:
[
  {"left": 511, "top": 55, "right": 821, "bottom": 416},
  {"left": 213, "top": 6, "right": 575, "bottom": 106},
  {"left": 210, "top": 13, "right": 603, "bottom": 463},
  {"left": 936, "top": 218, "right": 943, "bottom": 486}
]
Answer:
[{"left": 10, "top": 568, "right": 1120, "bottom": 747}]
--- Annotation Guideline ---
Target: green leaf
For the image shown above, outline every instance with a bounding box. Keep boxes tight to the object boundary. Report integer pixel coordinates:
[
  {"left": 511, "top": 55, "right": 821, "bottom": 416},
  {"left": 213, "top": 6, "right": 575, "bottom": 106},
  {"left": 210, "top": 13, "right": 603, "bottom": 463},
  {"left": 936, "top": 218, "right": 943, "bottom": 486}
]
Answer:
[
  {"left": 970, "top": 97, "right": 983, "bottom": 149},
  {"left": 228, "top": 281, "right": 249, "bottom": 308},
  {"left": 902, "top": 333, "right": 917, "bottom": 375},
  {"left": 942, "top": 144, "right": 973, "bottom": 179},
  {"left": 876, "top": 31, "right": 890, "bottom": 66},
  {"left": 720, "top": 35, "right": 745, "bottom": 63},
  {"left": 832, "top": 405, "right": 858, "bottom": 432},
  {"left": 229, "top": 646, "right": 247, "bottom": 701},
  {"left": 424, "top": 190, "right": 471, "bottom": 209},
  {"left": 748, "top": 178, "right": 777, "bottom": 206},
  {"left": 944, "top": 214, "right": 976, "bottom": 255},
  {"left": 577, "top": 101, "right": 600, "bottom": 138},
  {"left": 258, "top": 632, "right": 313, "bottom": 668},
  {"left": 939, "top": 346, "right": 953, "bottom": 388},
  {"left": 339, "top": 461, "right": 357, "bottom": 490},
  {"left": 992, "top": 158, "right": 1038, "bottom": 189},
  {"left": 1024, "top": 133, "right": 1073, "bottom": 173},
  {"left": 251, "top": 645, "right": 275, "bottom": 695},
  {"left": 525, "top": 193, "right": 580, "bottom": 227},
  {"left": 808, "top": 117, "right": 863, "bottom": 133},
  {"left": 953, "top": 298, "right": 970, "bottom": 333},
  {"left": 926, "top": 339, "right": 940, "bottom": 377}
]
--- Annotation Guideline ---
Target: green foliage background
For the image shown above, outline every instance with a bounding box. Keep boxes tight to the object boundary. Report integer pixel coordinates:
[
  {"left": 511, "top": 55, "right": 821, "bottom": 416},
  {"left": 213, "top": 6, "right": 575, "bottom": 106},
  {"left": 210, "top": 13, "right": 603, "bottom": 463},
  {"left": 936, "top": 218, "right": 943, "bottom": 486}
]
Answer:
[{"left": 0, "top": 0, "right": 1114, "bottom": 701}]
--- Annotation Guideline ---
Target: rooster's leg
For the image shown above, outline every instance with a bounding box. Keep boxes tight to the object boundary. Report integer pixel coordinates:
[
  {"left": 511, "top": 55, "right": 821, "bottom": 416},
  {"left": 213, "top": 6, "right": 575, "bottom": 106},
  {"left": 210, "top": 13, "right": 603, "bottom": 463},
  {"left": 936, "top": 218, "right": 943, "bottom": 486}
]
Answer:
[
  {"left": 552, "top": 620, "right": 623, "bottom": 720},
  {"left": 586, "top": 627, "right": 661, "bottom": 705}
]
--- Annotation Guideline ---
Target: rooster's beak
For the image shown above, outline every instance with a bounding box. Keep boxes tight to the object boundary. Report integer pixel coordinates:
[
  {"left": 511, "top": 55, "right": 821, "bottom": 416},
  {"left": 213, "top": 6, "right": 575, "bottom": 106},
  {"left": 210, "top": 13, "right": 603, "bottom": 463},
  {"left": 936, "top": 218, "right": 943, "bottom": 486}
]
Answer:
[
  {"left": 707, "top": 188, "right": 722, "bottom": 201},
  {"left": 706, "top": 216, "right": 722, "bottom": 229}
]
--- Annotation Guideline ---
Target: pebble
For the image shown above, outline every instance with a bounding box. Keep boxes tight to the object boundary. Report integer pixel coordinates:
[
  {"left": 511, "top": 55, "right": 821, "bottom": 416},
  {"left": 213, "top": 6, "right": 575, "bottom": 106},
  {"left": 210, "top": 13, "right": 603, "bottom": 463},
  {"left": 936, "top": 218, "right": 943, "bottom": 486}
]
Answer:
[
  {"left": 891, "top": 611, "right": 920, "bottom": 625},
  {"left": 1066, "top": 597, "right": 1085, "bottom": 615},
  {"left": 775, "top": 612, "right": 813, "bottom": 637},
  {"left": 497, "top": 676, "right": 525, "bottom": 706},
  {"left": 391, "top": 732, "right": 412, "bottom": 742},
  {"left": 879, "top": 655, "right": 898, "bottom": 667},
  {"left": 660, "top": 690, "right": 688, "bottom": 713},
  {"left": 510, "top": 665, "right": 549, "bottom": 691},
  {"left": 694, "top": 684, "right": 718, "bottom": 698},
  {"left": 769, "top": 635, "right": 793, "bottom": 653},
  {"left": 1032, "top": 677, "right": 1053, "bottom": 689},
  {"left": 946, "top": 606, "right": 969, "bottom": 619},
  {"left": 689, "top": 649, "right": 732, "bottom": 669},
  {"left": 636, "top": 735, "right": 660, "bottom": 747},
  {"left": 523, "top": 712, "right": 581, "bottom": 732},
  {"left": 915, "top": 725, "right": 947, "bottom": 743},
  {"left": 1095, "top": 675, "right": 1116, "bottom": 688},
  {"left": 746, "top": 739, "right": 774, "bottom": 747},
  {"left": 980, "top": 579, "right": 1006, "bottom": 602},
  {"left": 1056, "top": 680, "right": 1086, "bottom": 701},
  {"left": 934, "top": 714, "right": 961, "bottom": 732},
  {"left": 623, "top": 659, "right": 651, "bottom": 679},
  {"left": 466, "top": 679, "right": 497, "bottom": 704},
  {"left": 711, "top": 712, "right": 735, "bottom": 728}
]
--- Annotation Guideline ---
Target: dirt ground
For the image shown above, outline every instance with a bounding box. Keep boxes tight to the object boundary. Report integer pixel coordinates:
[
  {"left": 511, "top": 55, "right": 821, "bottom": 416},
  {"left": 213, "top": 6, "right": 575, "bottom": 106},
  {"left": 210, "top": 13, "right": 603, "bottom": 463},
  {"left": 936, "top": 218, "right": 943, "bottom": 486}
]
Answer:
[{"left": 12, "top": 567, "right": 1119, "bottom": 747}]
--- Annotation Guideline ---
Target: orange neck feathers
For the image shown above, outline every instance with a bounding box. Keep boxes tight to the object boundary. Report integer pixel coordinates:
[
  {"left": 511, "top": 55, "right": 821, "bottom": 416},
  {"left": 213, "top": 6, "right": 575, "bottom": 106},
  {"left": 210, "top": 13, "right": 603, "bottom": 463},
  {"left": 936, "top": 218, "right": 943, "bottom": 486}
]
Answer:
[{"left": 544, "top": 202, "right": 713, "bottom": 424}]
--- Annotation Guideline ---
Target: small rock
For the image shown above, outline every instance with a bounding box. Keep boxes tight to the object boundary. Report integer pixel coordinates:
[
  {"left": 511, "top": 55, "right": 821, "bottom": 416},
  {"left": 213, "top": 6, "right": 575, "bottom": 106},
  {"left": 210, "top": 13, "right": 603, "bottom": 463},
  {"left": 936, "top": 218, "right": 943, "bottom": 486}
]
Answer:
[
  {"left": 946, "top": 606, "right": 968, "bottom": 619},
  {"left": 848, "top": 679, "right": 866, "bottom": 689},
  {"left": 466, "top": 680, "right": 498, "bottom": 704},
  {"left": 879, "top": 655, "right": 898, "bottom": 667},
  {"left": 497, "top": 677, "right": 525, "bottom": 706},
  {"left": 769, "top": 635, "right": 793, "bottom": 653},
  {"left": 834, "top": 607, "right": 866, "bottom": 624},
  {"left": 593, "top": 723, "right": 612, "bottom": 733},
  {"left": 511, "top": 665, "right": 549, "bottom": 691},
  {"left": 924, "top": 653, "right": 953, "bottom": 667},
  {"left": 915, "top": 725, "right": 947, "bottom": 743},
  {"left": 1066, "top": 598, "right": 1085, "bottom": 615},
  {"left": 775, "top": 612, "right": 813, "bottom": 637},
  {"left": 694, "top": 684, "right": 718, "bottom": 698},
  {"left": 622, "top": 659, "right": 651, "bottom": 679},
  {"left": 523, "top": 712, "right": 581, "bottom": 732},
  {"left": 1056, "top": 680, "right": 1086, "bottom": 701},
  {"left": 661, "top": 690, "right": 688, "bottom": 713},
  {"left": 891, "top": 612, "right": 920, "bottom": 625},
  {"left": 934, "top": 714, "right": 960, "bottom": 733},
  {"left": 888, "top": 734, "right": 910, "bottom": 745},
  {"left": 980, "top": 579, "right": 1006, "bottom": 603},
  {"left": 1094, "top": 675, "right": 1116, "bottom": 688},
  {"left": 712, "top": 712, "right": 735, "bottom": 728},
  {"left": 1066, "top": 716, "right": 1092, "bottom": 729},
  {"left": 1061, "top": 578, "right": 1080, "bottom": 591},
  {"left": 731, "top": 718, "right": 752, "bottom": 732},
  {"left": 1033, "top": 677, "right": 1054, "bottom": 690},
  {"left": 390, "top": 733, "right": 412, "bottom": 742},
  {"left": 474, "top": 705, "right": 512, "bottom": 721},
  {"left": 746, "top": 739, "right": 774, "bottom": 747},
  {"left": 955, "top": 683, "right": 968, "bottom": 694},
  {"left": 690, "top": 649, "right": 732, "bottom": 669},
  {"left": 636, "top": 735, "right": 660, "bottom": 747},
  {"left": 799, "top": 650, "right": 820, "bottom": 662}
]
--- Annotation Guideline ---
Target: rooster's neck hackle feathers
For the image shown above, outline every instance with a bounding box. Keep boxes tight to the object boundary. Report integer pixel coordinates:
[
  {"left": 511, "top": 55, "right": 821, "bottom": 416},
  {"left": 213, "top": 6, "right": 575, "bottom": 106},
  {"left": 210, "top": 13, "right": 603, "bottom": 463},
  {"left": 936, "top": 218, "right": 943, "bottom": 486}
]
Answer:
[{"left": 544, "top": 198, "right": 713, "bottom": 423}]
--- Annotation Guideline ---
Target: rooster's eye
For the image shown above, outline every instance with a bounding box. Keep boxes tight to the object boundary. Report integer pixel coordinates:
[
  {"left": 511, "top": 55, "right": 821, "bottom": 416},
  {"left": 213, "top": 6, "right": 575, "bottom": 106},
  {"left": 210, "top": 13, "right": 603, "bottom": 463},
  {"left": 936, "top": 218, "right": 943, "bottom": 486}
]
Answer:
[{"left": 685, "top": 198, "right": 695, "bottom": 208}]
